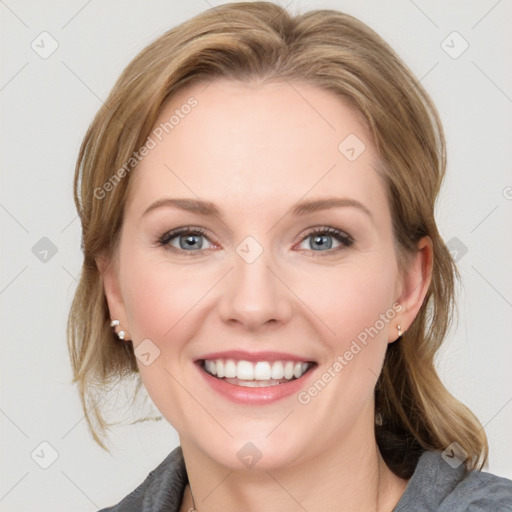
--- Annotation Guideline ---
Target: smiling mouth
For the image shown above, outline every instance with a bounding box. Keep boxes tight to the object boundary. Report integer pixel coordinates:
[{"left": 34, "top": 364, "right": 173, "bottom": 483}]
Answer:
[{"left": 198, "top": 358, "right": 317, "bottom": 387}]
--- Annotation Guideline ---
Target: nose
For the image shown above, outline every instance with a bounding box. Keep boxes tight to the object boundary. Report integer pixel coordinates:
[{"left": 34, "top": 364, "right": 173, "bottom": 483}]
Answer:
[{"left": 217, "top": 243, "right": 293, "bottom": 332}]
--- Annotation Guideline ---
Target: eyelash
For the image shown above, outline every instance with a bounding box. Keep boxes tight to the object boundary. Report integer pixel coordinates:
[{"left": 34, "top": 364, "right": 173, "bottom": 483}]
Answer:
[{"left": 157, "top": 226, "right": 354, "bottom": 258}]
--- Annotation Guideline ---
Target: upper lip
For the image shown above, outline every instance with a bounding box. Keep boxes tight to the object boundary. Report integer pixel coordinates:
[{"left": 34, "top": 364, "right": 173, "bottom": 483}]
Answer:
[{"left": 196, "top": 350, "right": 316, "bottom": 363}]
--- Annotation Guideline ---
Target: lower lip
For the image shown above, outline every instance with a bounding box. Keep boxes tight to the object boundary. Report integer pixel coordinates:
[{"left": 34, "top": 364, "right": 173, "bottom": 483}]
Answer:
[{"left": 195, "top": 362, "right": 317, "bottom": 405}]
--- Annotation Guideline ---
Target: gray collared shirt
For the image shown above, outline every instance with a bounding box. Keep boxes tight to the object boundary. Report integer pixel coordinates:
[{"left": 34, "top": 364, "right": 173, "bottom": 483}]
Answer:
[{"left": 97, "top": 446, "right": 512, "bottom": 511}]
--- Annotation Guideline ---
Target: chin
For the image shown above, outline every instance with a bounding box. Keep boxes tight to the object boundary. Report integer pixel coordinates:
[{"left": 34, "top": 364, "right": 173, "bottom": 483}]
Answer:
[{"left": 194, "top": 431, "right": 309, "bottom": 472}]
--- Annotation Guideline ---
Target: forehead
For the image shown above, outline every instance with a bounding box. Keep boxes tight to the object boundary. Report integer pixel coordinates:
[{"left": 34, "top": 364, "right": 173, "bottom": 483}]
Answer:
[{"left": 127, "top": 79, "right": 387, "bottom": 220}]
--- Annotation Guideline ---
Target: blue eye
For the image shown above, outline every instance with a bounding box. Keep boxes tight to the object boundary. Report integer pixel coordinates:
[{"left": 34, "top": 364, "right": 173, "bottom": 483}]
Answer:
[
  {"left": 157, "top": 226, "right": 354, "bottom": 257},
  {"left": 157, "top": 227, "right": 212, "bottom": 254},
  {"left": 297, "top": 227, "right": 354, "bottom": 257}
]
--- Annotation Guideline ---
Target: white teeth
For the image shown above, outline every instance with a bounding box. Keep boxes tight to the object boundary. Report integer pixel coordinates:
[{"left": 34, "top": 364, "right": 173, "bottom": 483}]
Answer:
[
  {"left": 224, "top": 359, "right": 237, "bottom": 378},
  {"left": 236, "top": 380, "right": 260, "bottom": 387},
  {"left": 284, "top": 361, "right": 294, "bottom": 379},
  {"left": 254, "top": 362, "right": 271, "bottom": 380},
  {"left": 270, "top": 361, "right": 284, "bottom": 380},
  {"left": 203, "top": 358, "right": 311, "bottom": 383},
  {"left": 216, "top": 360, "right": 225, "bottom": 378},
  {"left": 237, "top": 360, "right": 254, "bottom": 380},
  {"left": 205, "top": 360, "right": 215, "bottom": 374},
  {"left": 233, "top": 379, "right": 282, "bottom": 387}
]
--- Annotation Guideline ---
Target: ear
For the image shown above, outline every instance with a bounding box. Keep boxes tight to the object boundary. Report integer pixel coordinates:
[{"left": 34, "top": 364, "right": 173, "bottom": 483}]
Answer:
[
  {"left": 390, "top": 236, "right": 433, "bottom": 343},
  {"left": 96, "top": 253, "right": 131, "bottom": 340}
]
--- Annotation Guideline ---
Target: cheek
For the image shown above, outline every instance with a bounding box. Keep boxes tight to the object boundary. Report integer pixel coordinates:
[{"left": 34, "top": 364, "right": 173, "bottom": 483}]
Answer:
[
  {"left": 119, "top": 246, "right": 221, "bottom": 377},
  {"left": 121, "top": 252, "right": 202, "bottom": 342},
  {"left": 291, "top": 259, "right": 398, "bottom": 422},
  {"left": 118, "top": 249, "right": 212, "bottom": 429},
  {"left": 299, "top": 256, "right": 397, "bottom": 371}
]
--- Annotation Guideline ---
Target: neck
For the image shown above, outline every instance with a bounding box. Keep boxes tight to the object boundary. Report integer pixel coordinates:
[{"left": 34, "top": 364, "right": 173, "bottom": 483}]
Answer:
[{"left": 179, "top": 417, "right": 409, "bottom": 512}]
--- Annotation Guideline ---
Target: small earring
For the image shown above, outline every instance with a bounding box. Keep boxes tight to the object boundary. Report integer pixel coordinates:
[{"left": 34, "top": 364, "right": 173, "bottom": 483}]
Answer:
[
  {"left": 375, "top": 411, "right": 383, "bottom": 426},
  {"left": 110, "top": 319, "right": 128, "bottom": 341},
  {"left": 397, "top": 325, "right": 402, "bottom": 338}
]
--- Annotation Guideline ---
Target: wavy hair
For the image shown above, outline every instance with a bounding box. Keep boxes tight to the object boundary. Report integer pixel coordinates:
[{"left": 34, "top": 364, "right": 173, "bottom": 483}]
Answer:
[{"left": 67, "top": 1, "right": 488, "bottom": 477}]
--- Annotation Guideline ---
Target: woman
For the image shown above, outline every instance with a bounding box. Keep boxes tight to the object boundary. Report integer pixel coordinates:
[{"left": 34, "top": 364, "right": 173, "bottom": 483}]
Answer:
[{"left": 67, "top": 2, "right": 512, "bottom": 510}]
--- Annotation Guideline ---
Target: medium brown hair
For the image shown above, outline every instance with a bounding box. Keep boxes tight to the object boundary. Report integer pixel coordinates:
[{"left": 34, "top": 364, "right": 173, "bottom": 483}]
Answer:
[{"left": 67, "top": 1, "right": 488, "bottom": 477}]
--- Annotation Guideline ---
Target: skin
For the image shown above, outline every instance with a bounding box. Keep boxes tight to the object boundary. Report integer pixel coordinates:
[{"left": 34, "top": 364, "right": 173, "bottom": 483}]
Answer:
[{"left": 98, "top": 78, "right": 433, "bottom": 512}]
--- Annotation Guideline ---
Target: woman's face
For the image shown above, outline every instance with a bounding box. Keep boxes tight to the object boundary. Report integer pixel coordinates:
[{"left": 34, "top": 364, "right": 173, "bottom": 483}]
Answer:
[{"left": 104, "top": 79, "right": 413, "bottom": 469}]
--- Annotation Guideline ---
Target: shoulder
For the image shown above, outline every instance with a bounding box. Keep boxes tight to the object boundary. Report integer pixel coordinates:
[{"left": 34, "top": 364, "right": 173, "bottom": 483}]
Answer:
[
  {"left": 97, "top": 445, "right": 188, "bottom": 512},
  {"left": 394, "top": 450, "right": 512, "bottom": 512},
  {"left": 443, "top": 461, "right": 512, "bottom": 511}
]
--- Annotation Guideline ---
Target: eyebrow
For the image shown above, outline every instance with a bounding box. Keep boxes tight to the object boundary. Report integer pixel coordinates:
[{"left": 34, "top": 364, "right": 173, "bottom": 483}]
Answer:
[{"left": 142, "top": 197, "right": 373, "bottom": 222}]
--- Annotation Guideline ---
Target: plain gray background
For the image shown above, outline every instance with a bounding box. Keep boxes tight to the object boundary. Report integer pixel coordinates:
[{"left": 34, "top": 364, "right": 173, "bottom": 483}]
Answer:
[{"left": 1, "top": 0, "right": 511, "bottom": 510}]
